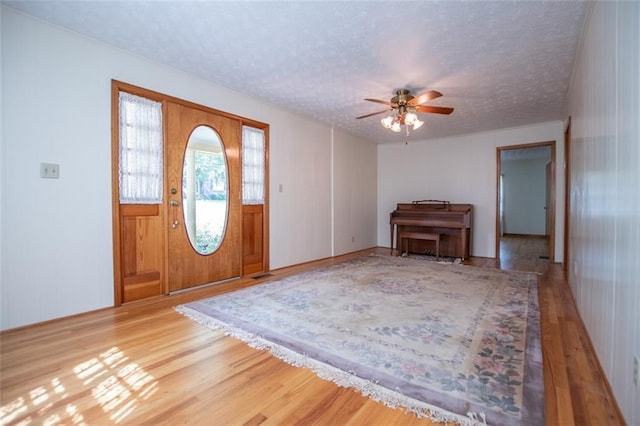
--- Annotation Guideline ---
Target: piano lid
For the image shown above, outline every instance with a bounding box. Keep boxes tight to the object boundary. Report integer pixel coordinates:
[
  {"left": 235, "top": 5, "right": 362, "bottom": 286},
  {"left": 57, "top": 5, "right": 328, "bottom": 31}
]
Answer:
[{"left": 394, "top": 200, "right": 472, "bottom": 213}]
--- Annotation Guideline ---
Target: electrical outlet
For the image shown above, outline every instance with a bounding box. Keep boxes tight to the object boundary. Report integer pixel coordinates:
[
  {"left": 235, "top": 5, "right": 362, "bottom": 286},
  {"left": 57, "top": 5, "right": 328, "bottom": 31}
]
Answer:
[
  {"left": 40, "top": 162, "right": 60, "bottom": 179},
  {"left": 634, "top": 355, "right": 639, "bottom": 389}
]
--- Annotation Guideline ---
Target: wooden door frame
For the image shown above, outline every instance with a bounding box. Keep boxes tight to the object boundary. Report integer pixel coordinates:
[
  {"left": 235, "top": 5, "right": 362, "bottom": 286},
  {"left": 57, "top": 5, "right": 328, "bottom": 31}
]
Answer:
[
  {"left": 111, "top": 80, "right": 269, "bottom": 305},
  {"left": 111, "top": 82, "right": 168, "bottom": 306},
  {"left": 563, "top": 117, "right": 571, "bottom": 271},
  {"left": 495, "top": 140, "right": 556, "bottom": 261}
]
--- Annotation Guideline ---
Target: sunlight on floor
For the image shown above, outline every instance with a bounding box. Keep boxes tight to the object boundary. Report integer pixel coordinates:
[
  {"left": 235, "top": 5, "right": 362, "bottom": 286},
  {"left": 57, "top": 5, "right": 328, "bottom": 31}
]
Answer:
[{"left": 0, "top": 347, "right": 158, "bottom": 425}]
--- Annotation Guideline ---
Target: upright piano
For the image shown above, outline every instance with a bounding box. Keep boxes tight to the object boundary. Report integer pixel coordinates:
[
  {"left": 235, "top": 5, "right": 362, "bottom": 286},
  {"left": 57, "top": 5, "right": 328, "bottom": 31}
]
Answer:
[{"left": 390, "top": 200, "right": 473, "bottom": 259}]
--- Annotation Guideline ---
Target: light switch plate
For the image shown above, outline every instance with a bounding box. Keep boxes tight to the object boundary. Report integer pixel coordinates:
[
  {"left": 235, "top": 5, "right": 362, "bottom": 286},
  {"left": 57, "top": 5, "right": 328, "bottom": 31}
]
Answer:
[{"left": 40, "top": 163, "right": 60, "bottom": 179}]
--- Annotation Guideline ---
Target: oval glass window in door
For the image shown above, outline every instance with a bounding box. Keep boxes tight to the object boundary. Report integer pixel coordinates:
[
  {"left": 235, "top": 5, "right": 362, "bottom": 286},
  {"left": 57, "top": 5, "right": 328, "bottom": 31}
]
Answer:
[{"left": 182, "top": 125, "right": 228, "bottom": 255}]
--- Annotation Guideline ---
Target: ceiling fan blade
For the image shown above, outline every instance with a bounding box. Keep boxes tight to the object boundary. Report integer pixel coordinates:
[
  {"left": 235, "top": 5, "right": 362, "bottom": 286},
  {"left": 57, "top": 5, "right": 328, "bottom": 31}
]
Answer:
[
  {"left": 356, "top": 109, "right": 391, "bottom": 119},
  {"left": 413, "top": 105, "right": 454, "bottom": 115},
  {"left": 364, "top": 98, "right": 395, "bottom": 107},
  {"left": 407, "top": 90, "right": 443, "bottom": 106}
]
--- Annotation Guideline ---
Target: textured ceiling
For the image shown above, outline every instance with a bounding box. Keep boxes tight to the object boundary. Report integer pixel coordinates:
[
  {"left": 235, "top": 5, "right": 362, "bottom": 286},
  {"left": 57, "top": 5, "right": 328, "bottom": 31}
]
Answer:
[{"left": 3, "top": 0, "right": 589, "bottom": 144}]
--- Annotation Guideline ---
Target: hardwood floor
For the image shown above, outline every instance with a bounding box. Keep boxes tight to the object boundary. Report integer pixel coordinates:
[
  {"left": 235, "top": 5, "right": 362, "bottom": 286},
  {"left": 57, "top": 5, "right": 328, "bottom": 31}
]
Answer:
[
  {"left": 0, "top": 243, "right": 624, "bottom": 425},
  {"left": 499, "top": 235, "right": 551, "bottom": 274}
]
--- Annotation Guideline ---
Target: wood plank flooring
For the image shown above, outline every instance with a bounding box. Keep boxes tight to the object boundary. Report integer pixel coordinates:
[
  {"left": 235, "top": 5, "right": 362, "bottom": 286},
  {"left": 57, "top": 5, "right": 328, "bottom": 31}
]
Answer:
[{"left": 0, "top": 241, "right": 625, "bottom": 425}]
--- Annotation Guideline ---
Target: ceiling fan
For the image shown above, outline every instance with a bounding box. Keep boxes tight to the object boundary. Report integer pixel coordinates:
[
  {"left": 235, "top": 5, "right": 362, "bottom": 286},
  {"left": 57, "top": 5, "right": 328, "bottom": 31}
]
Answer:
[{"left": 356, "top": 89, "right": 454, "bottom": 133}]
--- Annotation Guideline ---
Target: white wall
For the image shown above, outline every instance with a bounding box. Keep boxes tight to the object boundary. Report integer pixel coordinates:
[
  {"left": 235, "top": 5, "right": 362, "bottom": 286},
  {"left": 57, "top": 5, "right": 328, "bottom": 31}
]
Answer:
[
  {"left": 0, "top": 8, "right": 378, "bottom": 329},
  {"left": 501, "top": 158, "right": 548, "bottom": 235},
  {"left": 332, "top": 128, "right": 377, "bottom": 256},
  {"left": 268, "top": 119, "right": 333, "bottom": 268},
  {"left": 0, "top": 4, "right": 4, "bottom": 328},
  {"left": 377, "top": 122, "right": 565, "bottom": 259},
  {"left": 564, "top": 2, "right": 640, "bottom": 424}
]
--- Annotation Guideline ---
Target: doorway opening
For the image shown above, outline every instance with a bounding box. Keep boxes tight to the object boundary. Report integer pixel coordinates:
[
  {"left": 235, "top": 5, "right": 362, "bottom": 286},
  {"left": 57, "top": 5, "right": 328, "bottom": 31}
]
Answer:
[{"left": 496, "top": 141, "right": 556, "bottom": 265}]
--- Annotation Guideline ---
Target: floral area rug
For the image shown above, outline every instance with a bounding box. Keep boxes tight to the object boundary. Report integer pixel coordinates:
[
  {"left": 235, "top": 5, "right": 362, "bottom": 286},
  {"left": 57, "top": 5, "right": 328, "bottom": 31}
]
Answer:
[{"left": 176, "top": 254, "right": 543, "bottom": 425}]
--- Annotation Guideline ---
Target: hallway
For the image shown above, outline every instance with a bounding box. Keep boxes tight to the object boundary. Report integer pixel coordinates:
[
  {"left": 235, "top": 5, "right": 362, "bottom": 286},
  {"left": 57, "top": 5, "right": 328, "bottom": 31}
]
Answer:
[{"left": 500, "top": 235, "right": 550, "bottom": 274}]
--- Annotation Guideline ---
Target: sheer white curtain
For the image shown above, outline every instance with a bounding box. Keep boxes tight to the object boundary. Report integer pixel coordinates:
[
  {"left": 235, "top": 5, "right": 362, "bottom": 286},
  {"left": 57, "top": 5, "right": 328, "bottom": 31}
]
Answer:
[
  {"left": 242, "top": 126, "right": 265, "bottom": 204},
  {"left": 118, "top": 92, "right": 163, "bottom": 204}
]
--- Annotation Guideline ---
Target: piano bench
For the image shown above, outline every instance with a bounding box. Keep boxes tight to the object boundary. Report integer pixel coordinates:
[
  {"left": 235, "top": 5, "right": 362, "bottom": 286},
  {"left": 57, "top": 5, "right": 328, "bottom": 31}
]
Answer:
[{"left": 399, "top": 231, "right": 440, "bottom": 260}]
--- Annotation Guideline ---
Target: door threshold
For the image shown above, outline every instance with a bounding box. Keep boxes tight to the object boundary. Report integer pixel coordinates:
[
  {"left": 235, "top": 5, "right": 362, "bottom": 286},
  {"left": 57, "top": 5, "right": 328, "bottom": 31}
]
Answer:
[{"left": 169, "top": 275, "right": 240, "bottom": 295}]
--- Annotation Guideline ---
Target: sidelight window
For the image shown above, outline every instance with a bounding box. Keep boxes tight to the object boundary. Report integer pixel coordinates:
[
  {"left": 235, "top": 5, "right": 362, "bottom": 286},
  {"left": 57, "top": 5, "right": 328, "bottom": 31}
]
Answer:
[
  {"left": 242, "top": 126, "right": 265, "bottom": 204},
  {"left": 118, "top": 92, "right": 163, "bottom": 204}
]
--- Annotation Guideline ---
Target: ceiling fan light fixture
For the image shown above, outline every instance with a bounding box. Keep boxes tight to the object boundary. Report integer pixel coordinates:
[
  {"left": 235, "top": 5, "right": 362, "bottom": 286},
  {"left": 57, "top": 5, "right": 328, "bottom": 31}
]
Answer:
[
  {"left": 381, "top": 112, "right": 421, "bottom": 134},
  {"left": 358, "top": 88, "right": 452, "bottom": 137},
  {"left": 381, "top": 116, "right": 394, "bottom": 129},
  {"left": 404, "top": 112, "right": 418, "bottom": 126}
]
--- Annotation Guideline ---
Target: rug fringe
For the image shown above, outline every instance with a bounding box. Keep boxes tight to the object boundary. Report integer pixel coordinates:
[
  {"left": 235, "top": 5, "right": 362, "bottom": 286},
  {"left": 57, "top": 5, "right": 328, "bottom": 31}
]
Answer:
[{"left": 175, "top": 305, "right": 487, "bottom": 426}]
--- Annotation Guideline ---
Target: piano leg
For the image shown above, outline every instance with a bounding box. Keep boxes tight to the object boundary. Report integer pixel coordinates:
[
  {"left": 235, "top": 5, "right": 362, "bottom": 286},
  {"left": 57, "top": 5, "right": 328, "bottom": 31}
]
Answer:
[
  {"left": 389, "top": 224, "right": 395, "bottom": 255},
  {"left": 461, "top": 228, "right": 468, "bottom": 260}
]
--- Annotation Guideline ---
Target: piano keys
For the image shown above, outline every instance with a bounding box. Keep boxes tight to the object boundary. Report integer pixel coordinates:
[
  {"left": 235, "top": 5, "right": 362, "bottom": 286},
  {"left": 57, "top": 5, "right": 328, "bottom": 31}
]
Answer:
[{"left": 390, "top": 200, "right": 473, "bottom": 259}]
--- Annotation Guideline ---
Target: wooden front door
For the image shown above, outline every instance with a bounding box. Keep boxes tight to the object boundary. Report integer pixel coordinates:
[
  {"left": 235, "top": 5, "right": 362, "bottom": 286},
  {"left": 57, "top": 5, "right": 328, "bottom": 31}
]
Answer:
[
  {"left": 113, "top": 81, "right": 267, "bottom": 304},
  {"left": 165, "top": 101, "right": 242, "bottom": 292}
]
